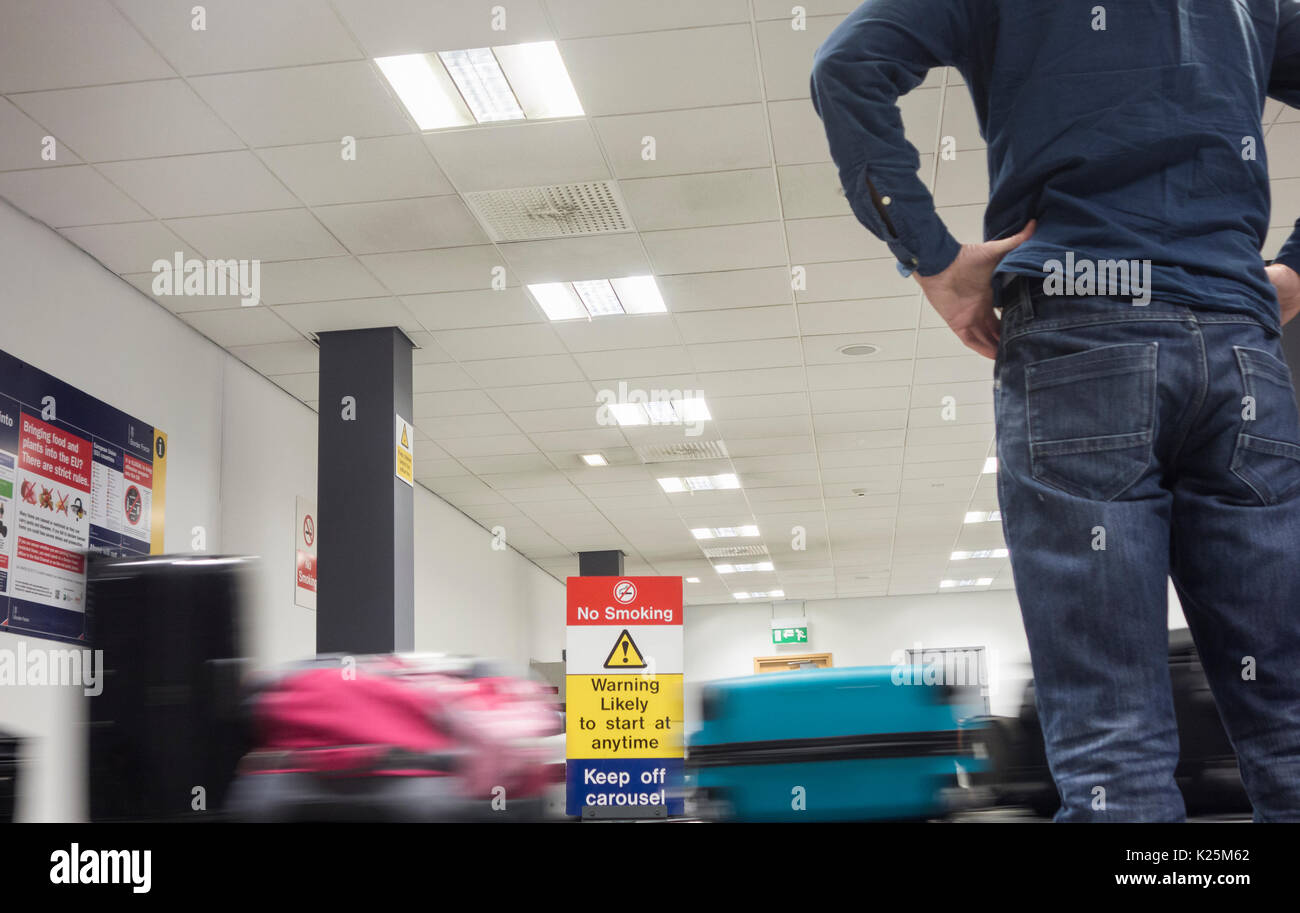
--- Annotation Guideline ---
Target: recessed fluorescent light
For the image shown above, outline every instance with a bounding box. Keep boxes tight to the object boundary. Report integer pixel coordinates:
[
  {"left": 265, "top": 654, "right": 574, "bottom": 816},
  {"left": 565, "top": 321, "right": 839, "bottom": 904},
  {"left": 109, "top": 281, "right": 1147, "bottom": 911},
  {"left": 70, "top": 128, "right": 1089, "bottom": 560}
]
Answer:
[
  {"left": 375, "top": 53, "right": 474, "bottom": 130},
  {"left": 530, "top": 276, "right": 667, "bottom": 321},
  {"left": 983, "top": 457, "right": 998, "bottom": 474},
  {"left": 608, "top": 397, "right": 716, "bottom": 429},
  {"left": 714, "top": 561, "right": 774, "bottom": 574},
  {"left": 735, "top": 590, "right": 783, "bottom": 600},
  {"left": 527, "top": 282, "right": 585, "bottom": 320},
  {"left": 581, "top": 453, "right": 607, "bottom": 467},
  {"left": 950, "top": 549, "right": 1009, "bottom": 561},
  {"left": 643, "top": 400, "right": 678, "bottom": 424},
  {"left": 940, "top": 577, "right": 994, "bottom": 588},
  {"left": 611, "top": 275, "right": 666, "bottom": 314},
  {"left": 608, "top": 402, "right": 649, "bottom": 426},
  {"left": 964, "top": 510, "right": 1002, "bottom": 524},
  {"left": 676, "top": 397, "right": 711, "bottom": 422},
  {"left": 437, "top": 47, "right": 523, "bottom": 122},
  {"left": 691, "top": 525, "right": 760, "bottom": 540},
  {"left": 573, "top": 279, "right": 624, "bottom": 316},
  {"left": 685, "top": 577, "right": 700, "bottom": 583},
  {"left": 491, "top": 41, "right": 583, "bottom": 119},
  {"left": 379, "top": 42, "right": 582, "bottom": 130},
  {"left": 658, "top": 473, "right": 739, "bottom": 493}
]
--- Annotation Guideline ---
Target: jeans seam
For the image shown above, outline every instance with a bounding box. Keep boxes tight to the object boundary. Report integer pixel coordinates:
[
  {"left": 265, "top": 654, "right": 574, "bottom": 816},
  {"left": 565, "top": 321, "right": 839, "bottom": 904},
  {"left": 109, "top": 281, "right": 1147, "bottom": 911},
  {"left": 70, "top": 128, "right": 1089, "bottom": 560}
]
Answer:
[{"left": 1166, "top": 320, "right": 1208, "bottom": 470}]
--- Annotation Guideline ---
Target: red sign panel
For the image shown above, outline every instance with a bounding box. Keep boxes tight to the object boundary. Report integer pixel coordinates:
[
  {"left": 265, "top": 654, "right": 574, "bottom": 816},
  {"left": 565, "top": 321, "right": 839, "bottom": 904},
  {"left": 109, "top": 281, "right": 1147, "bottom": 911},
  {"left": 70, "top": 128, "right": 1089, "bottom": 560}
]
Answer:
[{"left": 566, "top": 576, "right": 682, "bottom": 626}]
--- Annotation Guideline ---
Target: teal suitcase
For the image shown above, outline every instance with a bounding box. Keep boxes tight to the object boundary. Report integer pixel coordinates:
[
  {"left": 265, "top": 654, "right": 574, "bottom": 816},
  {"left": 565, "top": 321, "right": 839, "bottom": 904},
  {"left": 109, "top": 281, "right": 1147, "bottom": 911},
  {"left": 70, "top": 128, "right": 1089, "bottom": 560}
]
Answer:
[{"left": 687, "top": 666, "right": 987, "bottom": 822}]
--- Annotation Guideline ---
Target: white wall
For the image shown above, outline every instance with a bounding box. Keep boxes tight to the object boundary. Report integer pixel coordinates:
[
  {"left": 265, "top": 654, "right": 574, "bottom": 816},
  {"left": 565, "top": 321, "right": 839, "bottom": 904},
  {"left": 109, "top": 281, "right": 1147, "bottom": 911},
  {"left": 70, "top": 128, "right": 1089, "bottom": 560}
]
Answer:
[
  {"left": 682, "top": 589, "right": 1035, "bottom": 732},
  {"left": 0, "top": 201, "right": 565, "bottom": 820}
]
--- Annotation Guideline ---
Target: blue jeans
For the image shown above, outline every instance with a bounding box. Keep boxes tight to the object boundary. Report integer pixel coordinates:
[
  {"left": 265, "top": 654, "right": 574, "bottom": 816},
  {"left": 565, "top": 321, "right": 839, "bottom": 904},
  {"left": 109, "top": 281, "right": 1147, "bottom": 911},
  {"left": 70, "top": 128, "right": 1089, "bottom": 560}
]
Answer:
[{"left": 994, "top": 278, "right": 1300, "bottom": 821}]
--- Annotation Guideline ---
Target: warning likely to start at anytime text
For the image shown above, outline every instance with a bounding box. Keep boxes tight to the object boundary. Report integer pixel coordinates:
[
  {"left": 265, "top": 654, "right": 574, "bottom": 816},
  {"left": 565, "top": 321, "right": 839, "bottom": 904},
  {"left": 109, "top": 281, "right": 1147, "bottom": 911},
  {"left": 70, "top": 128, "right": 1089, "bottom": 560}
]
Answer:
[{"left": 566, "top": 673, "right": 684, "bottom": 758}]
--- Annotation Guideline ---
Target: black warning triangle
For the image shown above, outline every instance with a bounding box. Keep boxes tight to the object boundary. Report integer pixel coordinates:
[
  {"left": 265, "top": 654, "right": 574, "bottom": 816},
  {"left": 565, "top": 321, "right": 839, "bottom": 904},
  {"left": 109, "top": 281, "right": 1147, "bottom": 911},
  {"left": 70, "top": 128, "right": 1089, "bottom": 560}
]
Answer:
[
  {"left": 603, "top": 628, "right": 647, "bottom": 669},
  {"left": 401, "top": 425, "right": 410, "bottom": 449}
]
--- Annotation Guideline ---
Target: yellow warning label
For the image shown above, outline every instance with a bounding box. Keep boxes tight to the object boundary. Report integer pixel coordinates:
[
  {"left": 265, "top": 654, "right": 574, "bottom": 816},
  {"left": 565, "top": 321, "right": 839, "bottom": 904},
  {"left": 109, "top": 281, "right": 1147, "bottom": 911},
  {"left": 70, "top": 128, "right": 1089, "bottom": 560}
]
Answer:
[
  {"left": 603, "top": 628, "right": 646, "bottom": 669},
  {"left": 395, "top": 414, "right": 414, "bottom": 487},
  {"left": 565, "top": 674, "right": 684, "bottom": 759}
]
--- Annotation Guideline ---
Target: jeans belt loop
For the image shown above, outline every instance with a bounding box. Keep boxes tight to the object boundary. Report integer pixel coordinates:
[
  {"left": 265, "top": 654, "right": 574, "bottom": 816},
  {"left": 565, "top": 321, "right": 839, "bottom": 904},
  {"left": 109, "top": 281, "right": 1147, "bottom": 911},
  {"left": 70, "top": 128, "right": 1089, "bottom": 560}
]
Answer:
[{"left": 1019, "top": 275, "right": 1034, "bottom": 320}]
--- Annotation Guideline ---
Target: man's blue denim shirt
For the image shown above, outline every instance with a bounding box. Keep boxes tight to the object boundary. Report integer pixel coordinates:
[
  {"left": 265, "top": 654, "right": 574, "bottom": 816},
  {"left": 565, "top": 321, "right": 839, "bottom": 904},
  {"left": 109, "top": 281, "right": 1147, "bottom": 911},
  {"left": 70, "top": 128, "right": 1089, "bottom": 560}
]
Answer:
[{"left": 810, "top": 0, "right": 1300, "bottom": 328}]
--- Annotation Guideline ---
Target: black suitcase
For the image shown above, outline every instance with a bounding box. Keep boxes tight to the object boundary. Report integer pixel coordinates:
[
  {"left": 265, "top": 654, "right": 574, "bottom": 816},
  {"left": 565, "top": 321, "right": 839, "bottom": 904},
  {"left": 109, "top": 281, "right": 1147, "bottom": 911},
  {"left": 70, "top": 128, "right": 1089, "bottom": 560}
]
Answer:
[
  {"left": 86, "top": 555, "right": 250, "bottom": 821},
  {"left": 0, "top": 733, "right": 21, "bottom": 822}
]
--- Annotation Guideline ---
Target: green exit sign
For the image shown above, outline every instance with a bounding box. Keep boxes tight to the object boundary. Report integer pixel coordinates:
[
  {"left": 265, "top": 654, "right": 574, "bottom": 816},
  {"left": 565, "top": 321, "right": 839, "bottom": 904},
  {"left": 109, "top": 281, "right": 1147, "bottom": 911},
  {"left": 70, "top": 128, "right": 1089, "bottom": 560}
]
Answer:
[{"left": 772, "top": 626, "right": 808, "bottom": 645}]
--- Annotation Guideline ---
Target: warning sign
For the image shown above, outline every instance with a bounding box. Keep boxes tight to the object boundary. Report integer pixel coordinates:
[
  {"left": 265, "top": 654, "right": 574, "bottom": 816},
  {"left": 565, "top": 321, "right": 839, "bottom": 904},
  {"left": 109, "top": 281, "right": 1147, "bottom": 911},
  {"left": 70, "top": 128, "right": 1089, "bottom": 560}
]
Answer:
[
  {"left": 565, "top": 576, "right": 683, "bottom": 815},
  {"left": 603, "top": 628, "right": 646, "bottom": 669},
  {"left": 294, "top": 495, "right": 317, "bottom": 610},
  {"left": 566, "top": 673, "right": 684, "bottom": 758},
  {"left": 394, "top": 414, "right": 414, "bottom": 487}
]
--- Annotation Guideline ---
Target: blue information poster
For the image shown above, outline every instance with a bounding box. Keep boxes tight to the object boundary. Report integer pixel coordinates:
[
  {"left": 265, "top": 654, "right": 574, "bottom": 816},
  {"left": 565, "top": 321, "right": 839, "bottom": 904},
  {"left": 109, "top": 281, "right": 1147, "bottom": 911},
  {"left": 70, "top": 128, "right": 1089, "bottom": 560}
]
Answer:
[{"left": 0, "top": 348, "right": 167, "bottom": 644}]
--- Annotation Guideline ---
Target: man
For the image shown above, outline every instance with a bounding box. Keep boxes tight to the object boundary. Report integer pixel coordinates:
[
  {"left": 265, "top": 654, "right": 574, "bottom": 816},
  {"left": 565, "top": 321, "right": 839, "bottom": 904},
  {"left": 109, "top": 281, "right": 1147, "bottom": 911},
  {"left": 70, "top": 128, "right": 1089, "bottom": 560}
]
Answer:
[{"left": 811, "top": 0, "right": 1300, "bottom": 821}]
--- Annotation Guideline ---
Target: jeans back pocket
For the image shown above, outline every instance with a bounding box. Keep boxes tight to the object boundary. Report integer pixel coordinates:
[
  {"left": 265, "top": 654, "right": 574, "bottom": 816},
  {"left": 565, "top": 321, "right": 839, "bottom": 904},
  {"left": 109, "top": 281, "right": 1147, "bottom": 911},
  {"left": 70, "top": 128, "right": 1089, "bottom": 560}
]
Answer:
[
  {"left": 1231, "top": 346, "right": 1300, "bottom": 505},
  {"left": 1025, "top": 342, "right": 1157, "bottom": 500}
]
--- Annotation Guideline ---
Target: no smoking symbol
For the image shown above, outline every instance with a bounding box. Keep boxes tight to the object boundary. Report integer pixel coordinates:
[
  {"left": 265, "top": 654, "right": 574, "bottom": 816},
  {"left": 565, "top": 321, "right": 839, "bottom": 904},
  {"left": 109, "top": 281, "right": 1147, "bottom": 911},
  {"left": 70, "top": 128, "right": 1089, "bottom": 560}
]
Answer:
[
  {"left": 303, "top": 515, "right": 315, "bottom": 547},
  {"left": 614, "top": 580, "right": 636, "bottom": 604}
]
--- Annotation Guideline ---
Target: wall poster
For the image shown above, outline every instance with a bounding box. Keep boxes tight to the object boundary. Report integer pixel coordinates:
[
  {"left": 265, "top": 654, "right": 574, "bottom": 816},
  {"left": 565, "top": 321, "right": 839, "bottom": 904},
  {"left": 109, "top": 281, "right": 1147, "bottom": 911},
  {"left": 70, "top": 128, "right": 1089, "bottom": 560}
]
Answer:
[{"left": 0, "top": 348, "right": 166, "bottom": 643}]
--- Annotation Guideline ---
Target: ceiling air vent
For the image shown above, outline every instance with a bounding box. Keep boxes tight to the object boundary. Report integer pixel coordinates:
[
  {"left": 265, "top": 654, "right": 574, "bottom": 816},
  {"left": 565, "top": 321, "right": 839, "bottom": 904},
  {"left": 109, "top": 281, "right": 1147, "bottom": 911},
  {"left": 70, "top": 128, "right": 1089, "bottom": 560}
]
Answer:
[
  {"left": 702, "top": 544, "right": 770, "bottom": 559},
  {"left": 635, "top": 440, "right": 730, "bottom": 464},
  {"left": 463, "top": 181, "right": 633, "bottom": 242}
]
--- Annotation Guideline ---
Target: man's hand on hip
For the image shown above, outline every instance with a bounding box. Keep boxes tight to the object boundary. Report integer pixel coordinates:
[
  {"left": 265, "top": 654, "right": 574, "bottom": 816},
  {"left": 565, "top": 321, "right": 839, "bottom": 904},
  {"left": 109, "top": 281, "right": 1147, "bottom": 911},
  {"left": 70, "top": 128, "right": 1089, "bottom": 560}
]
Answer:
[
  {"left": 913, "top": 221, "right": 1037, "bottom": 359},
  {"left": 1267, "top": 262, "right": 1300, "bottom": 326}
]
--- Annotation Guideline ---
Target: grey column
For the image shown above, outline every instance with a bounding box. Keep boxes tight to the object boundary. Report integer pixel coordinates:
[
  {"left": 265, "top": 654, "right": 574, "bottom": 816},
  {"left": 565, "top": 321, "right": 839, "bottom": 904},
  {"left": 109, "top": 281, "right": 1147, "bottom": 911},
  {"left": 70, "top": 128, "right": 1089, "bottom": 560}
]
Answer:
[{"left": 316, "top": 327, "right": 415, "bottom": 655}]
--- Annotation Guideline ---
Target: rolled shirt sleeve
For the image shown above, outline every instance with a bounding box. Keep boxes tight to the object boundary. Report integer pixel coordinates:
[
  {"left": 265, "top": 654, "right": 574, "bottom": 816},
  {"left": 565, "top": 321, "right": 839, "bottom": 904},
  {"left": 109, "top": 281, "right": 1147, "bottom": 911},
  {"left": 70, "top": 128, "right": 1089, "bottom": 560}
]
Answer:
[
  {"left": 1270, "top": 2, "right": 1300, "bottom": 273},
  {"left": 810, "top": 0, "right": 969, "bottom": 276}
]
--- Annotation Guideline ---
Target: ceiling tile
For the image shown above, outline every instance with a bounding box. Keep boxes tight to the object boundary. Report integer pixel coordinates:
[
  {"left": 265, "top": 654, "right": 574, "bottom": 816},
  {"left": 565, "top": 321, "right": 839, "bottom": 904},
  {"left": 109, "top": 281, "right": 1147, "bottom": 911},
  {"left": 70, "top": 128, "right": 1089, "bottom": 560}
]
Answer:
[
  {"left": 755, "top": 15, "right": 838, "bottom": 101},
  {"left": 0, "top": 97, "right": 82, "bottom": 171},
  {"left": 331, "top": 0, "right": 553, "bottom": 57},
  {"left": 404, "top": 288, "right": 542, "bottom": 330},
  {"left": 167, "top": 208, "right": 344, "bottom": 261},
  {"left": 116, "top": 0, "right": 362, "bottom": 75},
  {"left": 497, "top": 233, "right": 649, "bottom": 284},
  {"left": 642, "top": 222, "right": 787, "bottom": 274},
  {"left": 315, "top": 195, "right": 487, "bottom": 254},
  {"left": 552, "top": 314, "right": 682, "bottom": 351},
  {"left": 0, "top": 166, "right": 148, "bottom": 227},
  {"left": 181, "top": 306, "right": 303, "bottom": 347},
  {"left": 424, "top": 119, "right": 609, "bottom": 191},
  {"left": 560, "top": 25, "right": 759, "bottom": 116},
  {"left": 620, "top": 169, "right": 780, "bottom": 231},
  {"left": 97, "top": 151, "right": 299, "bottom": 219},
  {"left": 259, "top": 135, "right": 452, "bottom": 205},
  {"left": 272, "top": 297, "right": 422, "bottom": 335},
  {"left": 593, "top": 105, "right": 771, "bottom": 178},
  {"left": 434, "top": 323, "right": 564, "bottom": 360},
  {"left": 674, "top": 305, "right": 798, "bottom": 343},
  {"left": 257, "top": 257, "right": 389, "bottom": 304},
  {"left": 11, "top": 80, "right": 242, "bottom": 161},
  {"left": 361, "top": 246, "right": 511, "bottom": 295},
  {"left": 60, "top": 220, "right": 199, "bottom": 273},
  {"left": 227, "top": 340, "right": 320, "bottom": 374},
  {"left": 0, "top": 0, "right": 174, "bottom": 92},
  {"left": 190, "top": 61, "right": 409, "bottom": 147}
]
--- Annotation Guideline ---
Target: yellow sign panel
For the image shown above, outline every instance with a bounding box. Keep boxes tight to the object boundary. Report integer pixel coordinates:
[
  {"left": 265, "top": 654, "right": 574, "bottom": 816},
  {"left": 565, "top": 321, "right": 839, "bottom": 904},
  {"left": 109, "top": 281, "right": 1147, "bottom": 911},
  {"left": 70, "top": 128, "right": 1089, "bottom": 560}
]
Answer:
[
  {"left": 149, "top": 429, "right": 167, "bottom": 555},
  {"left": 394, "top": 414, "right": 414, "bottom": 487},
  {"left": 565, "top": 673, "right": 684, "bottom": 759},
  {"left": 603, "top": 628, "right": 647, "bottom": 669}
]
